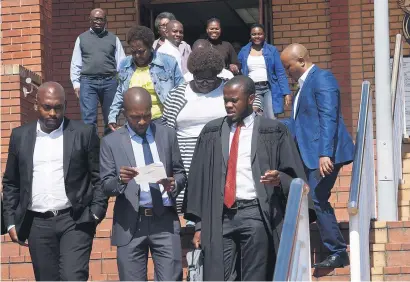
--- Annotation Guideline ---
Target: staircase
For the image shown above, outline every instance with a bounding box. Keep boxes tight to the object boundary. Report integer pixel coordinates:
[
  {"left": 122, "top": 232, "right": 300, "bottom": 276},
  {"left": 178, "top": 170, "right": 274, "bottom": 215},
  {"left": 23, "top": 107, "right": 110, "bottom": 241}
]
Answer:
[
  {"left": 309, "top": 141, "right": 410, "bottom": 281},
  {"left": 2, "top": 147, "right": 410, "bottom": 281}
]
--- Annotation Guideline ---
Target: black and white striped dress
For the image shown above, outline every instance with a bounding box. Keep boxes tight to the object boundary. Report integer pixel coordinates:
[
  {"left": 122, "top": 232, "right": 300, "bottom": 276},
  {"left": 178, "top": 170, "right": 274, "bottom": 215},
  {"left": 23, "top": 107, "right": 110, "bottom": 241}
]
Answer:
[{"left": 162, "top": 82, "right": 226, "bottom": 213}]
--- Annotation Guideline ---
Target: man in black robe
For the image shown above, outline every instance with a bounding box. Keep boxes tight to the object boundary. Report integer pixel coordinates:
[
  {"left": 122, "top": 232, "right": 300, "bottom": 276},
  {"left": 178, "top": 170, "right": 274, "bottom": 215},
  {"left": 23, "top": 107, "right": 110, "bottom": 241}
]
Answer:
[{"left": 184, "top": 76, "right": 309, "bottom": 281}]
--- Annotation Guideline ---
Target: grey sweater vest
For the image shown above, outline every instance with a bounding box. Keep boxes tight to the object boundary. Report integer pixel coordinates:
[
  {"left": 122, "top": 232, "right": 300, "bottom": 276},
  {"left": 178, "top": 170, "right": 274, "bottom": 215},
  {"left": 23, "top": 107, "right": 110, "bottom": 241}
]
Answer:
[{"left": 79, "top": 30, "right": 117, "bottom": 76}]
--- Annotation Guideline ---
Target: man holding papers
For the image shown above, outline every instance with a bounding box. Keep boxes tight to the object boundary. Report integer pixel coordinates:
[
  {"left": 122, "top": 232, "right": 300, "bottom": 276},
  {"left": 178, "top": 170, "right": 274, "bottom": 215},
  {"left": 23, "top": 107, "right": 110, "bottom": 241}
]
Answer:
[{"left": 100, "top": 87, "right": 187, "bottom": 281}]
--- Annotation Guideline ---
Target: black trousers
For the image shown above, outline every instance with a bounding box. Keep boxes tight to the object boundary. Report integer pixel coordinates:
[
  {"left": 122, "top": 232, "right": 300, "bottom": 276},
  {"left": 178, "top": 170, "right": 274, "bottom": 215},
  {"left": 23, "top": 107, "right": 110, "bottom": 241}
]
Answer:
[
  {"left": 27, "top": 211, "right": 95, "bottom": 281},
  {"left": 222, "top": 204, "right": 270, "bottom": 281}
]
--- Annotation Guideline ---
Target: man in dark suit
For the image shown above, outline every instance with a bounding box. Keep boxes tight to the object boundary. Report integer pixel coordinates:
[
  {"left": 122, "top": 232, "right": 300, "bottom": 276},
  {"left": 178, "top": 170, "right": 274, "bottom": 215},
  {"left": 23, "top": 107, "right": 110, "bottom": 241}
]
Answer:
[
  {"left": 100, "top": 87, "right": 187, "bottom": 281},
  {"left": 185, "top": 76, "right": 308, "bottom": 281},
  {"left": 2, "top": 81, "right": 108, "bottom": 281},
  {"left": 281, "top": 43, "right": 355, "bottom": 268}
]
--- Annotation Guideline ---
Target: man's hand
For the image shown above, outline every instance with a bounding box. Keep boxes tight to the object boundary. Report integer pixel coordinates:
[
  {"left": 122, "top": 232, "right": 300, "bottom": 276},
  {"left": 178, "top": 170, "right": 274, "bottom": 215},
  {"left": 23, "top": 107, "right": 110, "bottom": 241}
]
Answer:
[
  {"left": 319, "top": 157, "right": 334, "bottom": 177},
  {"left": 74, "top": 88, "right": 80, "bottom": 99},
  {"left": 260, "top": 170, "right": 281, "bottom": 186},
  {"left": 229, "top": 64, "right": 239, "bottom": 75},
  {"left": 8, "top": 227, "right": 28, "bottom": 247},
  {"left": 157, "top": 177, "right": 175, "bottom": 192},
  {"left": 119, "top": 166, "right": 138, "bottom": 184},
  {"left": 108, "top": 123, "right": 118, "bottom": 132},
  {"left": 284, "top": 94, "right": 292, "bottom": 107},
  {"left": 192, "top": 231, "right": 201, "bottom": 249}
]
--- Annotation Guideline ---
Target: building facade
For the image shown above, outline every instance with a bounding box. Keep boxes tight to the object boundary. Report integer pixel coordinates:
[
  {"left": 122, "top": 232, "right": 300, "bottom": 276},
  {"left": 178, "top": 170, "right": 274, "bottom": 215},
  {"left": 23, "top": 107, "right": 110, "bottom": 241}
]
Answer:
[{"left": 1, "top": 0, "right": 409, "bottom": 280}]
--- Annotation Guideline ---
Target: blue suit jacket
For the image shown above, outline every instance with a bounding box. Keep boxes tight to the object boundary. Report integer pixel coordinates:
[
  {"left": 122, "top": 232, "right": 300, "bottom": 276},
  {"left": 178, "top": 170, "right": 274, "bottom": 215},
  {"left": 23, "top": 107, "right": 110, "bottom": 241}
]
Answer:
[
  {"left": 238, "top": 42, "right": 290, "bottom": 114},
  {"left": 286, "top": 65, "right": 354, "bottom": 170}
]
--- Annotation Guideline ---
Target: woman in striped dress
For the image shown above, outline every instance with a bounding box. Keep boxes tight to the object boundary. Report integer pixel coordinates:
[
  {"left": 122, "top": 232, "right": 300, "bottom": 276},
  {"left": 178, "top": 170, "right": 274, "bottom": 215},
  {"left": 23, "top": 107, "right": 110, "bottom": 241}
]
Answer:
[{"left": 162, "top": 47, "right": 228, "bottom": 215}]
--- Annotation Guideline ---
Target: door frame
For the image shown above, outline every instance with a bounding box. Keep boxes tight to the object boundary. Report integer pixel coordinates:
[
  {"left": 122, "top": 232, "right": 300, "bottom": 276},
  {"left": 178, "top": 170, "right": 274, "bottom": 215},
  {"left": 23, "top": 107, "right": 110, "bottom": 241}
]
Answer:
[{"left": 136, "top": 0, "right": 273, "bottom": 44}]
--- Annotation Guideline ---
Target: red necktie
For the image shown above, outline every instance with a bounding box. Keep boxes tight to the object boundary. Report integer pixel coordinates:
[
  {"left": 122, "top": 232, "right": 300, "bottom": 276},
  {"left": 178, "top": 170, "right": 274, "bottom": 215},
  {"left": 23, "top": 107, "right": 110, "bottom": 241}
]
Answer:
[{"left": 224, "top": 122, "right": 243, "bottom": 208}]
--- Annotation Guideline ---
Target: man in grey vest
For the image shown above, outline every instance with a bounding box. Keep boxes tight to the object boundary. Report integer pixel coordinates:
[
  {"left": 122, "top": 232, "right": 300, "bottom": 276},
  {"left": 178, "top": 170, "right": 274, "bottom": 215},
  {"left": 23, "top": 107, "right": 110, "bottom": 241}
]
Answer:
[{"left": 70, "top": 8, "right": 125, "bottom": 135}]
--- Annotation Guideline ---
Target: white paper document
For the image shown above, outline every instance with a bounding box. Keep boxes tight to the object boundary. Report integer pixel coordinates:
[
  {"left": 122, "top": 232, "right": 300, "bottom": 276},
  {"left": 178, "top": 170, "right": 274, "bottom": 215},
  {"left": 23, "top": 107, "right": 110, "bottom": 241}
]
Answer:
[{"left": 133, "top": 162, "right": 167, "bottom": 184}]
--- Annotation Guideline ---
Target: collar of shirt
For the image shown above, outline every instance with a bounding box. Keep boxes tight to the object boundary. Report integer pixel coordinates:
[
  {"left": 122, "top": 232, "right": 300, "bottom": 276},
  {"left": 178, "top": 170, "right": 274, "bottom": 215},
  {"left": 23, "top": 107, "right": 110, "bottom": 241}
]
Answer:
[
  {"left": 298, "top": 64, "right": 315, "bottom": 89},
  {"left": 89, "top": 27, "right": 106, "bottom": 35},
  {"left": 233, "top": 112, "right": 256, "bottom": 129},
  {"left": 126, "top": 124, "right": 153, "bottom": 140},
  {"left": 162, "top": 39, "right": 179, "bottom": 51},
  {"left": 36, "top": 119, "right": 64, "bottom": 137},
  {"left": 123, "top": 52, "right": 164, "bottom": 70}
]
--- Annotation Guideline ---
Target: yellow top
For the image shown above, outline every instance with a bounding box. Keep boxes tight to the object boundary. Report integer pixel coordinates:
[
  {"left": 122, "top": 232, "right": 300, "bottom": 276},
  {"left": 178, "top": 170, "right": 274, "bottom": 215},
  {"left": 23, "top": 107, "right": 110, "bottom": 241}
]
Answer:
[{"left": 129, "top": 66, "right": 163, "bottom": 119}]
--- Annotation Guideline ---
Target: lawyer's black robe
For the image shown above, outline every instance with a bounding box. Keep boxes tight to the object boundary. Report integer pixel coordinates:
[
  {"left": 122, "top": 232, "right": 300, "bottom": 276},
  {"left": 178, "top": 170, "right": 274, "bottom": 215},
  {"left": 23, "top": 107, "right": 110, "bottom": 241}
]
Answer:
[{"left": 184, "top": 115, "right": 312, "bottom": 281}]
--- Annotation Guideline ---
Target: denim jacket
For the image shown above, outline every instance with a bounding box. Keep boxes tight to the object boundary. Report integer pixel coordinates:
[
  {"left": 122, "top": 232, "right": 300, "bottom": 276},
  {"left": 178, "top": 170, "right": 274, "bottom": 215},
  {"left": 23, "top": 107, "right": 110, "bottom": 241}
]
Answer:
[
  {"left": 238, "top": 42, "right": 290, "bottom": 114},
  {"left": 108, "top": 53, "right": 184, "bottom": 123}
]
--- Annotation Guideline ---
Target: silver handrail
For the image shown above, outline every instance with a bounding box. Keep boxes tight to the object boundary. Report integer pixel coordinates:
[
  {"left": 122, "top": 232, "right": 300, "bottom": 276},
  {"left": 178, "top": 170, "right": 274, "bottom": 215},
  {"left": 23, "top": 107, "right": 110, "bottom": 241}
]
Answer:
[
  {"left": 348, "top": 81, "right": 371, "bottom": 215},
  {"left": 348, "top": 80, "right": 375, "bottom": 281},
  {"left": 273, "top": 178, "right": 311, "bottom": 281},
  {"left": 391, "top": 34, "right": 402, "bottom": 117},
  {"left": 391, "top": 33, "right": 404, "bottom": 206}
]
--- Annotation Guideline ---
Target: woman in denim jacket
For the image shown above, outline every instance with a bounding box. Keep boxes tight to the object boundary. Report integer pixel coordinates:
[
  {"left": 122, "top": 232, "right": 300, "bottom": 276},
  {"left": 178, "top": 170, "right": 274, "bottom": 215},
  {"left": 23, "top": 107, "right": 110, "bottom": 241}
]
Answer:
[
  {"left": 108, "top": 25, "right": 184, "bottom": 130},
  {"left": 238, "top": 24, "right": 291, "bottom": 119}
]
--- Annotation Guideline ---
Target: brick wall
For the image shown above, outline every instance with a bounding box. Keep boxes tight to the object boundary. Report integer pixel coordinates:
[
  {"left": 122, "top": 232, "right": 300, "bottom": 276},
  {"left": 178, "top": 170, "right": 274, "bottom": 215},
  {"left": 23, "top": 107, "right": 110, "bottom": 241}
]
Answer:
[
  {"left": 0, "top": 65, "right": 41, "bottom": 175},
  {"left": 272, "top": 0, "right": 332, "bottom": 117},
  {"left": 1, "top": 0, "right": 47, "bottom": 76}
]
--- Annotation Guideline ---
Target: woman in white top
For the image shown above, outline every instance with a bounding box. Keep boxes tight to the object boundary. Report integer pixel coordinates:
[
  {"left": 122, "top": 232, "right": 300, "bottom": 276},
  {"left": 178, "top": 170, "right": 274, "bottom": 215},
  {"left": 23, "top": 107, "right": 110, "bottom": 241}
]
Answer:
[
  {"left": 162, "top": 47, "right": 227, "bottom": 215},
  {"left": 238, "top": 24, "right": 291, "bottom": 119}
]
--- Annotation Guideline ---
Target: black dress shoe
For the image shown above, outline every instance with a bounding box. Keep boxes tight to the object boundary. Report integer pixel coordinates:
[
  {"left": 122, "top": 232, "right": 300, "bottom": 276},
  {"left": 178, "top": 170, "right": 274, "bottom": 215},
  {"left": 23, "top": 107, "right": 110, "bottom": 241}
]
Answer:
[{"left": 313, "top": 252, "right": 350, "bottom": 268}]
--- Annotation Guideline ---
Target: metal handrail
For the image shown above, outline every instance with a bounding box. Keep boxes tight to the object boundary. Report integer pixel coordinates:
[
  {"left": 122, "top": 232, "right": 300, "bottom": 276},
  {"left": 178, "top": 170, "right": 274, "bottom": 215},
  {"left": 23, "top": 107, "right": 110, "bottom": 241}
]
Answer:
[
  {"left": 391, "top": 33, "right": 405, "bottom": 205},
  {"left": 391, "top": 34, "right": 402, "bottom": 117},
  {"left": 348, "top": 81, "right": 371, "bottom": 215},
  {"left": 273, "top": 178, "right": 311, "bottom": 281}
]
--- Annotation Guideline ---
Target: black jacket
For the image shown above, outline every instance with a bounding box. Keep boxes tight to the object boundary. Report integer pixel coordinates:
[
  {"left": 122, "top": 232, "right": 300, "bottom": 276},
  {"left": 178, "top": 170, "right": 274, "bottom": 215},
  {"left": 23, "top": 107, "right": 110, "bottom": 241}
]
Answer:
[{"left": 2, "top": 118, "right": 108, "bottom": 241}]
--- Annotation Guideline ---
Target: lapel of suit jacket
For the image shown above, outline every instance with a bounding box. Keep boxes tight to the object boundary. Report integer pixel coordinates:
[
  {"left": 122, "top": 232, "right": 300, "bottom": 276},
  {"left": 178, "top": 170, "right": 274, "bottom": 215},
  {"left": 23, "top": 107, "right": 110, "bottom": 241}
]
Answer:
[
  {"left": 26, "top": 122, "right": 37, "bottom": 191},
  {"left": 63, "top": 119, "right": 75, "bottom": 180},
  {"left": 120, "top": 126, "right": 137, "bottom": 167},
  {"left": 221, "top": 118, "right": 230, "bottom": 169},
  {"left": 251, "top": 114, "right": 260, "bottom": 164},
  {"left": 152, "top": 124, "right": 166, "bottom": 166},
  {"left": 295, "top": 65, "right": 317, "bottom": 119}
]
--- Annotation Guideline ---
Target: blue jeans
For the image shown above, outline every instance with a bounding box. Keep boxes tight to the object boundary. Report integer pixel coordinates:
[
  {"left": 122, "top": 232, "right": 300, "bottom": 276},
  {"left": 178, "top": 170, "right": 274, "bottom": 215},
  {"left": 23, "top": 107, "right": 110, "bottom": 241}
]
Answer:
[
  {"left": 306, "top": 164, "right": 347, "bottom": 256},
  {"left": 80, "top": 76, "right": 118, "bottom": 135},
  {"left": 255, "top": 84, "right": 277, "bottom": 119}
]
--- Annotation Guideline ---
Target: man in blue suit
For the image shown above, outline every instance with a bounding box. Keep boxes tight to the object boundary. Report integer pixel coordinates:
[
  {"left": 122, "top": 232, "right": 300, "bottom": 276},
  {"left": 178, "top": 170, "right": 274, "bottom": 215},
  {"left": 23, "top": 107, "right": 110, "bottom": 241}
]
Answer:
[{"left": 280, "top": 43, "right": 354, "bottom": 268}]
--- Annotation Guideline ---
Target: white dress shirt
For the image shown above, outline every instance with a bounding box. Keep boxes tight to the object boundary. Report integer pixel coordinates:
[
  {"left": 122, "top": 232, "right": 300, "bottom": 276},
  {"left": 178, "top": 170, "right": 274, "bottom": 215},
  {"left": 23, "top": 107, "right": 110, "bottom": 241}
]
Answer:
[
  {"left": 157, "top": 39, "right": 183, "bottom": 72},
  {"left": 30, "top": 120, "right": 71, "bottom": 212},
  {"left": 229, "top": 113, "right": 257, "bottom": 200},
  {"left": 127, "top": 125, "right": 172, "bottom": 207},
  {"left": 293, "top": 64, "right": 315, "bottom": 119}
]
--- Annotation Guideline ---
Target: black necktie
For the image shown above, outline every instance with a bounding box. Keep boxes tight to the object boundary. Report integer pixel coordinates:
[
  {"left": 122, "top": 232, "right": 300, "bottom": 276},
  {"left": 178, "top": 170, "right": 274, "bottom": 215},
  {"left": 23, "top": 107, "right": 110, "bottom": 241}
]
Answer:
[{"left": 142, "top": 135, "right": 164, "bottom": 216}]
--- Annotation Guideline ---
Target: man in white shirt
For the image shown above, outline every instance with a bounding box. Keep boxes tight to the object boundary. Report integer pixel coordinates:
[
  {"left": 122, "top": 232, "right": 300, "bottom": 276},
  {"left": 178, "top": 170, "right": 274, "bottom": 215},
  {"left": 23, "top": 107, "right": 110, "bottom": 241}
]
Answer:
[
  {"left": 2, "top": 82, "right": 108, "bottom": 281},
  {"left": 185, "top": 76, "right": 309, "bottom": 280},
  {"left": 157, "top": 20, "right": 185, "bottom": 72},
  {"left": 100, "top": 87, "right": 187, "bottom": 281},
  {"left": 153, "top": 13, "right": 191, "bottom": 74}
]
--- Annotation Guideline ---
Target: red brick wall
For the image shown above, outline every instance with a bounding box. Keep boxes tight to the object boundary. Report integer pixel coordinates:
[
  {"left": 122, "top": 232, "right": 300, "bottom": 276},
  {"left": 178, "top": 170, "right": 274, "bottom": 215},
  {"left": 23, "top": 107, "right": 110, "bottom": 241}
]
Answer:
[
  {"left": 1, "top": 0, "right": 45, "bottom": 76},
  {"left": 1, "top": 65, "right": 41, "bottom": 175}
]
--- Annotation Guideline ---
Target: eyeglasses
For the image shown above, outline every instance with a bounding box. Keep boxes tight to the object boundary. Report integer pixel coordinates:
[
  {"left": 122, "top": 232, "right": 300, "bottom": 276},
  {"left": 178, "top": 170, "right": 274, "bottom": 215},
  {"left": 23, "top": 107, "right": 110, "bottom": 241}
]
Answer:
[
  {"left": 130, "top": 48, "right": 148, "bottom": 55},
  {"left": 194, "top": 75, "right": 218, "bottom": 84}
]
